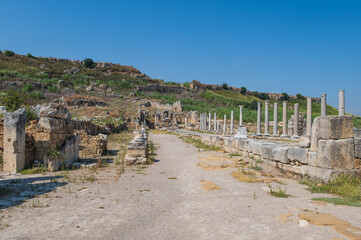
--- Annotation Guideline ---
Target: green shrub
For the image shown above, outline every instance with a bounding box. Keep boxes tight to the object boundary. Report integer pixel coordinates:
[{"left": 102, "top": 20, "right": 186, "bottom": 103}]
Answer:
[
  {"left": 222, "top": 83, "right": 228, "bottom": 90},
  {"left": 22, "top": 83, "right": 33, "bottom": 93},
  {"left": 25, "top": 106, "right": 37, "bottom": 121},
  {"left": 4, "top": 50, "right": 15, "bottom": 57},
  {"left": 280, "top": 93, "right": 290, "bottom": 101},
  {"left": 296, "top": 93, "right": 305, "bottom": 100},
  {"left": 29, "top": 90, "right": 43, "bottom": 100},
  {"left": 84, "top": 58, "right": 96, "bottom": 69},
  {"left": 0, "top": 90, "right": 24, "bottom": 112},
  {"left": 240, "top": 87, "right": 247, "bottom": 94},
  {"left": 27, "top": 53, "right": 34, "bottom": 58},
  {"left": 183, "top": 82, "right": 190, "bottom": 88}
]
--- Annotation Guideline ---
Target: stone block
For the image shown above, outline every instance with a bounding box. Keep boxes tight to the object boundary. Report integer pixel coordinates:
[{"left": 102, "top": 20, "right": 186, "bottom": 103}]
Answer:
[
  {"left": 317, "top": 139, "right": 354, "bottom": 169},
  {"left": 38, "top": 117, "right": 67, "bottom": 134},
  {"left": 287, "top": 147, "right": 308, "bottom": 164},
  {"left": 314, "top": 116, "right": 353, "bottom": 140},
  {"left": 234, "top": 127, "right": 247, "bottom": 139},
  {"left": 38, "top": 103, "right": 71, "bottom": 120},
  {"left": 355, "top": 138, "right": 361, "bottom": 159},
  {"left": 237, "top": 139, "right": 249, "bottom": 151},
  {"left": 300, "top": 165, "right": 335, "bottom": 181},
  {"left": 354, "top": 128, "right": 361, "bottom": 138},
  {"left": 261, "top": 144, "right": 275, "bottom": 160},
  {"left": 307, "top": 151, "right": 318, "bottom": 166},
  {"left": 3, "top": 108, "right": 26, "bottom": 172},
  {"left": 272, "top": 146, "right": 289, "bottom": 163}
]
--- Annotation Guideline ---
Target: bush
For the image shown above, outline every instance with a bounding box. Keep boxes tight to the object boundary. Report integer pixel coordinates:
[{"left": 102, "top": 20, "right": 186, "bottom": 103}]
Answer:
[
  {"left": 296, "top": 93, "right": 305, "bottom": 100},
  {"left": 27, "top": 53, "right": 34, "bottom": 58},
  {"left": 84, "top": 58, "right": 96, "bottom": 69},
  {"left": 280, "top": 92, "right": 290, "bottom": 101},
  {"left": 25, "top": 106, "right": 37, "bottom": 121},
  {"left": 240, "top": 87, "right": 247, "bottom": 94},
  {"left": 222, "top": 83, "right": 228, "bottom": 90},
  {"left": 249, "top": 100, "right": 258, "bottom": 110},
  {"left": 0, "top": 90, "right": 24, "bottom": 112},
  {"left": 29, "top": 90, "right": 43, "bottom": 100},
  {"left": 4, "top": 50, "right": 15, "bottom": 57},
  {"left": 22, "top": 83, "right": 33, "bottom": 93},
  {"left": 183, "top": 82, "right": 190, "bottom": 88},
  {"left": 259, "top": 93, "right": 269, "bottom": 100}
]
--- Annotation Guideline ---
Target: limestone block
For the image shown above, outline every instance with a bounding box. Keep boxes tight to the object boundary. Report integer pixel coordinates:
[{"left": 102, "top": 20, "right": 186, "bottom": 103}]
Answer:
[
  {"left": 61, "top": 135, "right": 80, "bottom": 163},
  {"left": 38, "top": 103, "right": 71, "bottom": 120},
  {"left": 231, "top": 138, "right": 239, "bottom": 148},
  {"left": 234, "top": 127, "right": 247, "bottom": 139},
  {"left": 261, "top": 144, "right": 275, "bottom": 160},
  {"left": 354, "top": 138, "right": 361, "bottom": 159},
  {"left": 38, "top": 117, "right": 67, "bottom": 134},
  {"left": 317, "top": 139, "right": 354, "bottom": 169},
  {"left": 314, "top": 116, "right": 353, "bottom": 140},
  {"left": 272, "top": 146, "right": 289, "bottom": 163},
  {"left": 300, "top": 165, "right": 335, "bottom": 181},
  {"left": 307, "top": 151, "right": 318, "bottom": 166},
  {"left": 237, "top": 139, "right": 249, "bottom": 151},
  {"left": 287, "top": 147, "right": 308, "bottom": 164},
  {"left": 3, "top": 108, "right": 26, "bottom": 172},
  {"left": 354, "top": 128, "right": 361, "bottom": 138},
  {"left": 298, "top": 136, "right": 310, "bottom": 148}
]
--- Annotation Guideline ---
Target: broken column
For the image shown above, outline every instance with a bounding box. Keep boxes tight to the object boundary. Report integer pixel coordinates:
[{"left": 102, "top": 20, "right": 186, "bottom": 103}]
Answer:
[
  {"left": 257, "top": 102, "right": 261, "bottom": 135},
  {"left": 264, "top": 100, "right": 270, "bottom": 136},
  {"left": 281, "top": 101, "right": 288, "bottom": 137},
  {"left": 230, "top": 110, "right": 234, "bottom": 133},
  {"left": 125, "top": 129, "right": 148, "bottom": 165},
  {"left": 339, "top": 90, "right": 345, "bottom": 116},
  {"left": 321, "top": 94, "right": 327, "bottom": 117},
  {"left": 239, "top": 105, "right": 243, "bottom": 126},
  {"left": 307, "top": 97, "right": 312, "bottom": 136},
  {"left": 3, "top": 108, "right": 26, "bottom": 172},
  {"left": 273, "top": 102, "right": 278, "bottom": 136},
  {"left": 293, "top": 103, "right": 299, "bottom": 138}
]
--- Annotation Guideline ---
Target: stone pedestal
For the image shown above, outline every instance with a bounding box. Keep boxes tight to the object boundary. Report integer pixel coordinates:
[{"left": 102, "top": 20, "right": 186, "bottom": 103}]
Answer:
[
  {"left": 3, "top": 108, "right": 26, "bottom": 172},
  {"left": 234, "top": 127, "right": 247, "bottom": 139},
  {"left": 321, "top": 94, "right": 327, "bottom": 117}
]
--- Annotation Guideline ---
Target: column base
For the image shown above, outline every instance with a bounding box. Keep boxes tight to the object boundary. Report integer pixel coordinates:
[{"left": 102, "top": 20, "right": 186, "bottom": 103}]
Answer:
[
  {"left": 281, "top": 134, "right": 289, "bottom": 138},
  {"left": 291, "top": 135, "right": 300, "bottom": 139}
]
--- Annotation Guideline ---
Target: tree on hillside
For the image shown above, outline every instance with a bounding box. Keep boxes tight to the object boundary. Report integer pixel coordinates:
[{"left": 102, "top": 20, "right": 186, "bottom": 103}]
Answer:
[
  {"left": 249, "top": 100, "right": 258, "bottom": 110},
  {"left": 4, "top": 50, "right": 15, "bottom": 57},
  {"left": 259, "top": 93, "right": 269, "bottom": 100},
  {"left": 222, "top": 83, "right": 228, "bottom": 90},
  {"left": 240, "top": 87, "right": 247, "bottom": 94},
  {"left": 84, "top": 58, "right": 96, "bottom": 69},
  {"left": 296, "top": 93, "right": 305, "bottom": 100},
  {"left": 280, "top": 92, "right": 290, "bottom": 101}
]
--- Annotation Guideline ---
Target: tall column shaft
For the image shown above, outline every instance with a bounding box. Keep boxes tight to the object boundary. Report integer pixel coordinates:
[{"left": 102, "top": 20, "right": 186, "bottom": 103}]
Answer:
[
  {"left": 273, "top": 102, "right": 278, "bottom": 135},
  {"left": 230, "top": 110, "right": 234, "bottom": 133},
  {"left": 239, "top": 105, "right": 243, "bottom": 126},
  {"left": 223, "top": 115, "right": 226, "bottom": 134},
  {"left": 307, "top": 97, "right": 312, "bottom": 136},
  {"left": 214, "top": 113, "right": 217, "bottom": 131},
  {"left": 293, "top": 103, "right": 299, "bottom": 137},
  {"left": 264, "top": 100, "right": 269, "bottom": 135},
  {"left": 339, "top": 90, "right": 345, "bottom": 116},
  {"left": 282, "top": 101, "right": 287, "bottom": 136},
  {"left": 257, "top": 102, "right": 261, "bottom": 135},
  {"left": 208, "top": 112, "right": 211, "bottom": 131},
  {"left": 321, "top": 94, "right": 327, "bottom": 117}
]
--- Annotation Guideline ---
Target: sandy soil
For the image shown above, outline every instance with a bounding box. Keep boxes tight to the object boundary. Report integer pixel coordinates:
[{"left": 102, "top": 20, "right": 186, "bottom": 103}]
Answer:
[{"left": 0, "top": 133, "right": 361, "bottom": 240}]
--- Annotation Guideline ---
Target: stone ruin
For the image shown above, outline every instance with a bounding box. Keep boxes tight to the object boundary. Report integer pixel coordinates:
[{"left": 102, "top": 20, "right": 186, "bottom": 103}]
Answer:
[
  {"left": 154, "top": 110, "right": 178, "bottom": 129},
  {"left": 1, "top": 104, "right": 111, "bottom": 172},
  {"left": 125, "top": 128, "right": 148, "bottom": 165}
]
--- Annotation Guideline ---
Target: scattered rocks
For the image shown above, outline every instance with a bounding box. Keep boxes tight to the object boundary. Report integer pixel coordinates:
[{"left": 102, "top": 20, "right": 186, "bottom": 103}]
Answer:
[{"left": 63, "top": 67, "right": 80, "bottom": 74}]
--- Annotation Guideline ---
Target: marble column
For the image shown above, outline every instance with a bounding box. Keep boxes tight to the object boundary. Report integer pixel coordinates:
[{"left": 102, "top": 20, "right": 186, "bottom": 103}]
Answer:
[
  {"left": 230, "top": 110, "right": 234, "bottom": 133},
  {"left": 214, "top": 113, "right": 217, "bottom": 132},
  {"left": 223, "top": 114, "right": 226, "bottom": 134},
  {"left": 208, "top": 112, "right": 211, "bottom": 131},
  {"left": 257, "top": 102, "right": 261, "bottom": 135},
  {"left": 239, "top": 105, "right": 243, "bottom": 126},
  {"left": 293, "top": 103, "right": 299, "bottom": 137},
  {"left": 264, "top": 100, "right": 270, "bottom": 136},
  {"left": 321, "top": 94, "right": 327, "bottom": 117},
  {"left": 273, "top": 102, "right": 278, "bottom": 136},
  {"left": 307, "top": 97, "right": 312, "bottom": 136},
  {"left": 339, "top": 90, "right": 345, "bottom": 116},
  {"left": 281, "top": 101, "right": 288, "bottom": 137},
  {"left": 185, "top": 117, "right": 187, "bottom": 128}
]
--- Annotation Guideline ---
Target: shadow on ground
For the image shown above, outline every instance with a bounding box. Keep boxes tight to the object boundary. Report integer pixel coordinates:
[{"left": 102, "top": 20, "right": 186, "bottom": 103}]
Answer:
[{"left": 0, "top": 175, "right": 66, "bottom": 209}]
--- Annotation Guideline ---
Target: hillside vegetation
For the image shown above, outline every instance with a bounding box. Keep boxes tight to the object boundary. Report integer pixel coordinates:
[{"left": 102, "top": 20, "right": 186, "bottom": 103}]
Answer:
[{"left": 0, "top": 50, "right": 360, "bottom": 128}]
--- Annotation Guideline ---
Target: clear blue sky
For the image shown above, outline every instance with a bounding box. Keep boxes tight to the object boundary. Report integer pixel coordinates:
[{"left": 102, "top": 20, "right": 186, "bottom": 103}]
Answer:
[{"left": 1, "top": 0, "right": 361, "bottom": 115}]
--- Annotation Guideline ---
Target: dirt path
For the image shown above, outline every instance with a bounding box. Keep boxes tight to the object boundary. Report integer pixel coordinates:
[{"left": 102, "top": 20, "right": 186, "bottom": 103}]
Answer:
[{"left": 1, "top": 133, "right": 361, "bottom": 239}]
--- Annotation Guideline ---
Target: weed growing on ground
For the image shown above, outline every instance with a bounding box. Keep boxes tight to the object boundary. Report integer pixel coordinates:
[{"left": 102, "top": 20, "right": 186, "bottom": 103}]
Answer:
[
  {"left": 270, "top": 187, "right": 289, "bottom": 198},
  {"left": 299, "top": 174, "right": 361, "bottom": 206},
  {"left": 231, "top": 167, "right": 259, "bottom": 183},
  {"left": 19, "top": 166, "right": 46, "bottom": 175},
  {"left": 311, "top": 197, "right": 361, "bottom": 207},
  {"left": 180, "top": 136, "right": 222, "bottom": 151}
]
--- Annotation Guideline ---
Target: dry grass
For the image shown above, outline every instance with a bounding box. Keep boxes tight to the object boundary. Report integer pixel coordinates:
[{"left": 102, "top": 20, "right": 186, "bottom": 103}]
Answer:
[{"left": 231, "top": 168, "right": 259, "bottom": 183}]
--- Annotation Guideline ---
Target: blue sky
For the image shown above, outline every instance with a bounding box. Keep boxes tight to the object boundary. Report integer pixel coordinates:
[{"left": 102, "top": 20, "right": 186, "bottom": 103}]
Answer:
[{"left": 1, "top": 0, "right": 361, "bottom": 115}]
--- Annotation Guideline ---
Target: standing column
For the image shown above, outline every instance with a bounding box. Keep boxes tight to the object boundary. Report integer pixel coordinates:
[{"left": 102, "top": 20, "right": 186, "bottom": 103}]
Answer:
[
  {"left": 339, "top": 90, "right": 345, "bottom": 116},
  {"left": 185, "top": 116, "right": 188, "bottom": 128},
  {"left": 230, "top": 110, "right": 234, "bottom": 133},
  {"left": 264, "top": 100, "right": 270, "bottom": 136},
  {"left": 307, "top": 97, "right": 312, "bottom": 136},
  {"left": 281, "top": 101, "right": 288, "bottom": 137},
  {"left": 200, "top": 113, "right": 203, "bottom": 130},
  {"left": 257, "top": 102, "right": 261, "bottom": 135},
  {"left": 273, "top": 102, "right": 278, "bottom": 136},
  {"left": 293, "top": 103, "right": 299, "bottom": 137},
  {"left": 239, "top": 105, "right": 243, "bottom": 126},
  {"left": 223, "top": 114, "right": 227, "bottom": 134},
  {"left": 214, "top": 113, "right": 217, "bottom": 132},
  {"left": 321, "top": 94, "right": 327, "bottom": 116},
  {"left": 208, "top": 112, "right": 211, "bottom": 131}
]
